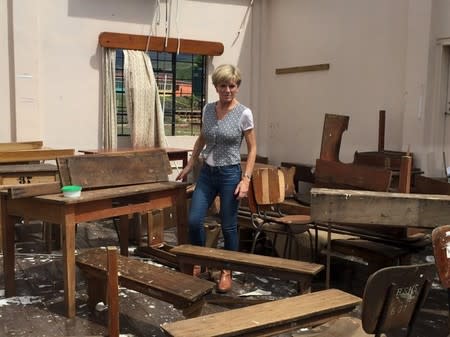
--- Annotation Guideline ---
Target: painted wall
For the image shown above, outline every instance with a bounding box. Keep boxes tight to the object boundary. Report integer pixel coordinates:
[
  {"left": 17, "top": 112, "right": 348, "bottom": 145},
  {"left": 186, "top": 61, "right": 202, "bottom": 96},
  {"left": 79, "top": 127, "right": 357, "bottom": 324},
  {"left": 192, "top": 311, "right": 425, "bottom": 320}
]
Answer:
[
  {"left": 2, "top": 0, "right": 254, "bottom": 149},
  {"left": 259, "top": 0, "right": 409, "bottom": 166},
  {"left": 2, "top": 0, "right": 450, "bottom": 177}
]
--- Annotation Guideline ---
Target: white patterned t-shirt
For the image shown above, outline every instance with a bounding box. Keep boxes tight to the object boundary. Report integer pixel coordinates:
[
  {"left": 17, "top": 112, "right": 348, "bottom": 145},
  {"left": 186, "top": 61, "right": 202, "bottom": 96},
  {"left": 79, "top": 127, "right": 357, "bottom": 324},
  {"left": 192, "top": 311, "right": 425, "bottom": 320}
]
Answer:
[{"left": 201, "top": 102, "right": 254, "bottom": 166}]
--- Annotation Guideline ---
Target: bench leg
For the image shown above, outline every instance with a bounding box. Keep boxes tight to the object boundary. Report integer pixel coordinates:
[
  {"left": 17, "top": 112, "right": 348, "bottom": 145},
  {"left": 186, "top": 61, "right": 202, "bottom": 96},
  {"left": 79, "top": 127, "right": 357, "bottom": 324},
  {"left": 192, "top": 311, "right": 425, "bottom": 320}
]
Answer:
[
  {"left": 85, "top": 276, "right": 107, "bottom": 310},
  {"left": 178, "top": 262, "right": 194, "bottom": 275},
  {"left": 181, "top": 299, "right": 205, "bottom": 318},
  {"left": 297, "top": 277, "right": 312, "bottom": 294}
]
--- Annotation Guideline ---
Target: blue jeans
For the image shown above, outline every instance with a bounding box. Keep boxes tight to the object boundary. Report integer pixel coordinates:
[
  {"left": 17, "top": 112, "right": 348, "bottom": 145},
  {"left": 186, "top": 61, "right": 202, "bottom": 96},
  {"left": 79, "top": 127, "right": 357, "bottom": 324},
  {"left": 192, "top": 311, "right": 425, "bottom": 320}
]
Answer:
[{"left": 188, "top": 163, "right": 241, "bottom": 251}]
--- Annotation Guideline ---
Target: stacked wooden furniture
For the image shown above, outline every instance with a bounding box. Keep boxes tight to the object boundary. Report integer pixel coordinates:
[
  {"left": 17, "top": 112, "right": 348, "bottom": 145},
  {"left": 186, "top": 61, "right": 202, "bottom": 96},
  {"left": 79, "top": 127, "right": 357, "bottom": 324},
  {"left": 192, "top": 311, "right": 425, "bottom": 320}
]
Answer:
[
  {"left": 1, "top": 149, "right": 189, "bottom": 318},
  {"left": 279, "top": 114, "right": 429, "bottom": 288},
  {"left": 0, "top": 141, "right": 75, "bottom": 252}
]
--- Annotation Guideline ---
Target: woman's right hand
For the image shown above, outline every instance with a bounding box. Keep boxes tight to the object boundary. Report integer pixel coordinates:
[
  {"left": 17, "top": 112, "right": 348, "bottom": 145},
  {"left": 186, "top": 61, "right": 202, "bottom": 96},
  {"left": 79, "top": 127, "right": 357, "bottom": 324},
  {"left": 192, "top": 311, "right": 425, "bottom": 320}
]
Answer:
[{"left": 176, "top": 162, "right": 193, "bottom": 181}]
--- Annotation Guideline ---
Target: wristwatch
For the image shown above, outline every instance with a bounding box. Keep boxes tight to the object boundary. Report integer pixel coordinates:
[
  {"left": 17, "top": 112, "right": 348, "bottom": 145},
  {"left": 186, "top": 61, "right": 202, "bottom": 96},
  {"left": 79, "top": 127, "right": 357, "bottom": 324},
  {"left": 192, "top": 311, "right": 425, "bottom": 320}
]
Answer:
[{"left": 243, "top": 173, "right": 252, "bottom": 180}]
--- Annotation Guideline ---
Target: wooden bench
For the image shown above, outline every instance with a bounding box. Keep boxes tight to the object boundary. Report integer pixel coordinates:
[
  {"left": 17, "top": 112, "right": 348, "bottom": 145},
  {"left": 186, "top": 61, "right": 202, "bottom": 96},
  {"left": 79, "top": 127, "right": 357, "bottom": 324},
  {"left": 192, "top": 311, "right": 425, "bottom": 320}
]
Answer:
[
  {"left": 76, "top": 247, "right": 215, "bottom": 317},
  {"left": 171, "top": 244, "right": 324, "bottom": 293},
  {"left": 161, "top": 288, "right": 361, "bottom": 337}
]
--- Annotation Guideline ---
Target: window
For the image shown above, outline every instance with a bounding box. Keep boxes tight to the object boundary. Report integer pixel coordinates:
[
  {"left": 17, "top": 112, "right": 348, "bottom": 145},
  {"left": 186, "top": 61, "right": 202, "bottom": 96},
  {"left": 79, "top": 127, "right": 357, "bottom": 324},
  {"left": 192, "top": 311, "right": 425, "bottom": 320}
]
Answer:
[{"left": 115, "top": 50, "right": 206, "bottom": 136}]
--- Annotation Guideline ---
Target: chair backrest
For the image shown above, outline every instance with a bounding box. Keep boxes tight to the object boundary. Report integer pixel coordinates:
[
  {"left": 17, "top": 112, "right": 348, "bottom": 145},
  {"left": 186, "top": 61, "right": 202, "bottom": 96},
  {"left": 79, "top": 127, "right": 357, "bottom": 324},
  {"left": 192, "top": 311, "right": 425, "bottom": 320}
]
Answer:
[
  {"left": 251, "top": 167, "right": 285, "bottom": 206},
  {"left": 320, "top": 113, "right": 349, "bottom": 162},
  {"left": 361, "top": 263, "right": 435, "bottom": 336},
  {"left": 432, "top": 225, "right": 450, "bottom": 288}
]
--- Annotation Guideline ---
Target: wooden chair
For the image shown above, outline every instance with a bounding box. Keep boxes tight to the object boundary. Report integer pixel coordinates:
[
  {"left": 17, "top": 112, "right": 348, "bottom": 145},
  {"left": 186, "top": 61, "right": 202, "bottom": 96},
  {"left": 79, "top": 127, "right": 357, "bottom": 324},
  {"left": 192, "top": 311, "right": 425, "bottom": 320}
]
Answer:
[
  {"left": 248, "top": 167, "right": 314, "bottom": 259},
  {"left": 431, "top": 224, "right": 450, "bottom": 333},
  {"left": 300, "top": 263, "right": 435, "bottom": 337}
]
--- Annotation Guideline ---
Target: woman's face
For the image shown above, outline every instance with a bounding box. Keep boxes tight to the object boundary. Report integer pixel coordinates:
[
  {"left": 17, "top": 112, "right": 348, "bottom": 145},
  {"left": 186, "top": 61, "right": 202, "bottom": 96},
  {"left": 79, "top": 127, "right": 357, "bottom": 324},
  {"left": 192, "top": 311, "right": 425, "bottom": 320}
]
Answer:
[{"left": 215, "top": 80, "right": 239, "bottom": 103}]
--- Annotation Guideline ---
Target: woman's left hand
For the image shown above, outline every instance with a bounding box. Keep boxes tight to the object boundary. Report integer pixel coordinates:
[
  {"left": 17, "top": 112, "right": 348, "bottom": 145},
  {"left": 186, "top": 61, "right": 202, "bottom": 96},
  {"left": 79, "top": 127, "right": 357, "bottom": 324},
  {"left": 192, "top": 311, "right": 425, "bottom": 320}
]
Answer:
[{"left": 234, "top": 179, "right": 250, "bottom": 199}]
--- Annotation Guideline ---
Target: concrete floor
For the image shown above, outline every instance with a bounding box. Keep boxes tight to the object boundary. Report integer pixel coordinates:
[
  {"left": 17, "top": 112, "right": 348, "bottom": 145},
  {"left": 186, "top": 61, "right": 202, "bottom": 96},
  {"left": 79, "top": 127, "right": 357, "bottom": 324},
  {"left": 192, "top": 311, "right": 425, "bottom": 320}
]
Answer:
[{"left": 0, "top": 220, "right": 448, "bottom": 337}]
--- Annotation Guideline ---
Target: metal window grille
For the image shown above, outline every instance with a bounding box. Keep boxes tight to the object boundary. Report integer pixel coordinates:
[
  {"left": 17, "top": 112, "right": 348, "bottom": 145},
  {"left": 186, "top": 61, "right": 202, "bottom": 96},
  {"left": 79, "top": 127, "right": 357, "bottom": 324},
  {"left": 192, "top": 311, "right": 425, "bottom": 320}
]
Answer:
[{"left": 115, "top": 50, "right": 206, "bottom": 136}]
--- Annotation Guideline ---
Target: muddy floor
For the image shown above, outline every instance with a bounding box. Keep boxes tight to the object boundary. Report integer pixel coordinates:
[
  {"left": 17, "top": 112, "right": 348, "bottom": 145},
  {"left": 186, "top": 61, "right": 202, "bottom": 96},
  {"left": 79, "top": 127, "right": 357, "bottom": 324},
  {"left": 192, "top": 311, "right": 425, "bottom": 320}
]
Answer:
[{"left": 0, "top": 220, "right": 448, "bottom": 337}]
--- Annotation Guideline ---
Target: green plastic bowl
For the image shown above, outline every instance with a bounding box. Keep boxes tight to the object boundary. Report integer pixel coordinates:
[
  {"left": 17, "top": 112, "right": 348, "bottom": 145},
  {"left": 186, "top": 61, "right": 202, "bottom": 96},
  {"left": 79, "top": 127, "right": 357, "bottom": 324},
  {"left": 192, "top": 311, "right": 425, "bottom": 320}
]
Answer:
[{"left": 61, "top": 185, "right": 82, "bottom": 198}]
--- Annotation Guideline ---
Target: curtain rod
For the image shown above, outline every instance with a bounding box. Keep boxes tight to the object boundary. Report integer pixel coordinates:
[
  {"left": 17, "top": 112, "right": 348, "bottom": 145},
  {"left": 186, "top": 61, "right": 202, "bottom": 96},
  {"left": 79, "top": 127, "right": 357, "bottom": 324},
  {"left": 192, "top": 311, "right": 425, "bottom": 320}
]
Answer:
[{"left": 99, "top": 32, "right": 224, "bottom": 56}]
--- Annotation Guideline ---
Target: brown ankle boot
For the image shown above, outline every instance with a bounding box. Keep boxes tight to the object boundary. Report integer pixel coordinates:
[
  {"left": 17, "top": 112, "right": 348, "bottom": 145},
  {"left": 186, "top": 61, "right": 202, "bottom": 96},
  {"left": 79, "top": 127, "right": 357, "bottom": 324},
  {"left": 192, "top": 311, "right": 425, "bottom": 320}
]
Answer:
[
  {"left": 193, "top": 265, "right": 201, "bottom": 277},
  {"left": 217, "top": 270, "right": 232, "bottom": 293}
]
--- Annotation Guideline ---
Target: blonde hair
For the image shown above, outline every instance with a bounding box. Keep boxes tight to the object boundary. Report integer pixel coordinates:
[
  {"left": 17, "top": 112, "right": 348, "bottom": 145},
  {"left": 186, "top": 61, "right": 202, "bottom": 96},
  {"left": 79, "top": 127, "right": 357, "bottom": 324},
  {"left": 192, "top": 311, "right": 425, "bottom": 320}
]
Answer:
[{"left": 212, "top": 64, "right": 242, "bottom": 86}]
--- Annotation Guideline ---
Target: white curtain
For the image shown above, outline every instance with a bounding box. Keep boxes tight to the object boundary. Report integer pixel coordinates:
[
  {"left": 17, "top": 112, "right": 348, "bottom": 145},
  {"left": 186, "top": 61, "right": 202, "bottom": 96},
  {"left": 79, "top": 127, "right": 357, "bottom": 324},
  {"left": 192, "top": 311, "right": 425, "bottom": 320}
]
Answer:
[
  {"left": 123, "top": 50, "right": 166, "bottom": 148},
  {"left": 102, "top": 47, "right": 117, "bottom": 150}
]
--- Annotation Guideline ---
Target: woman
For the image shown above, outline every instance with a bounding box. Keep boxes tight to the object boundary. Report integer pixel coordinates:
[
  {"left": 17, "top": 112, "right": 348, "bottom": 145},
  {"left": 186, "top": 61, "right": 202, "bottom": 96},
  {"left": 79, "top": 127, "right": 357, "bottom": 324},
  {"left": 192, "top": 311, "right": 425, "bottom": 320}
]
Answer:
[{"left": 176, "top": 64, "right": 257, "bottom": 292}]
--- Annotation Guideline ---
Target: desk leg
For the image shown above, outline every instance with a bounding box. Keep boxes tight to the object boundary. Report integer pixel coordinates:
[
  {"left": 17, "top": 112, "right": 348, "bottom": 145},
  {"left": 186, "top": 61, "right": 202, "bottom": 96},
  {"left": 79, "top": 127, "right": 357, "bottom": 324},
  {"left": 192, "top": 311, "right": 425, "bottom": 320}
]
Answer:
[
  {"left": 62, "top": 218, "right": 76, "bottom": 318},
  {"left": 175, "top": 187, "right": 188, "bottom": 244},
  {"left": 326, "top": 222, "right": 331, "bottom": 289},
  {"left": 2, "top": 196, "right": 16, "bottom": 296},
  {"left": 119, "top": 215, "right": 129, "bottom": 256}
]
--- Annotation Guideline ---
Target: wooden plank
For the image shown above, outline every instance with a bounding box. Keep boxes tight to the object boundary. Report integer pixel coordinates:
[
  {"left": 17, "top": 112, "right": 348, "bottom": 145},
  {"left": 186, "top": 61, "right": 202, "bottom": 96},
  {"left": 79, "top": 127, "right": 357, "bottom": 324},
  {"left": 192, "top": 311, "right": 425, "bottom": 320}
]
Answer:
[
  {"left": 310, "top": 187, "right": 450, "bottom": 228},
  {"left": 0, "top": 163, "right": 57, "bottom": 174},
  {"left": 161, "top": 289, "right": 361, "bottom": 337},
  {"left": 314, "top": 159, "right": 392, "bottom": 192},
  {"left": 171, "top": 244, "right": 324, "bottom": 278},
  {"left": 99, "top": 32, "right": 224, "bottom": 56},
  {"left": 275, "top": 63, "right": 330, "bottom": 75},
  {"left": 0, "top": 149, "right": 75, "bottom": 163},
  {"left": 58, "top": 150, "right": 171, "bottom": 189},
  {"left": 7, "top": 182, "right": 61, "bottom": 199},
  {"left": 0, "top": 141, "right": 43, "bottom": 152}
]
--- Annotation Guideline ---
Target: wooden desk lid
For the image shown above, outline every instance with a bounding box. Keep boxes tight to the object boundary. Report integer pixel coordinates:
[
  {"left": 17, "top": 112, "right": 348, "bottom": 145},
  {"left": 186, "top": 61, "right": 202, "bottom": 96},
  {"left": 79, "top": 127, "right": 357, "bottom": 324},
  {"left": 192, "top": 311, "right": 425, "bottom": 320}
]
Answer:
[{"left": 57, "top": 149, "right": 172, "bottom": 189}]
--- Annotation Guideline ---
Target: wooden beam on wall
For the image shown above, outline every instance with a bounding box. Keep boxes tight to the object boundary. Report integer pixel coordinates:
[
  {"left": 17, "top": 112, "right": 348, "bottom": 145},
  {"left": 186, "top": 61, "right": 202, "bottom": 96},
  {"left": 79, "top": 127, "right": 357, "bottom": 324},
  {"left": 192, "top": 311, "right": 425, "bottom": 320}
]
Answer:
[
  {"left": 275, "top": 63, "right": 330, "bottom": 75},
  {"left": 99, "top": 32, "right": 224, "bottom": 56}
]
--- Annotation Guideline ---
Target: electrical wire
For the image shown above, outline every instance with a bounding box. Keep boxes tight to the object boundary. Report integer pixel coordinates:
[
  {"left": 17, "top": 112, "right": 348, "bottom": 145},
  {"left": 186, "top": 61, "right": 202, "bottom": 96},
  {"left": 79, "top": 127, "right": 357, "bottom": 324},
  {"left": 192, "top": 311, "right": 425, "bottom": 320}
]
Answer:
[{"left": 232, "top": 0, "right": 254, "bottom": 47}]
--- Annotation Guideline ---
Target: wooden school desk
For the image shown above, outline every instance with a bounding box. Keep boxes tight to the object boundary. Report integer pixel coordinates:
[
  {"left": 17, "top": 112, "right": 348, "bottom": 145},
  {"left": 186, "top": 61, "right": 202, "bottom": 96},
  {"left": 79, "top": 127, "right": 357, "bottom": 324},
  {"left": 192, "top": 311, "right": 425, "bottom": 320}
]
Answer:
[{"left": 1, "top": 181, "right": 188, "bottom": 318}]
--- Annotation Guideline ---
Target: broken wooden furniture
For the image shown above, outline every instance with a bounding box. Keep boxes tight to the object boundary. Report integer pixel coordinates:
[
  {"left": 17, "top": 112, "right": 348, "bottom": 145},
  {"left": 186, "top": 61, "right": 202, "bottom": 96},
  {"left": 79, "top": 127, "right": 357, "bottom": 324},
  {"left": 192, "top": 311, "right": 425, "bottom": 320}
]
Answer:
[
  {"left": 299, "top": 263, "right": 435, "bottom": 337},
  {"left": 432, "top": 225, "right": 450, "bottom": 333},
  {"left": 313, "top": 158, "right": 434, "bottom": 289},
  {"left": 79, "top": 147, "right": 192, "bottom": 251},
  {"left": 1, "top": 150, "right": 188, "bottom": 318},
  {"left": 76, "top": 247, "right": 214, "bottom": 318},
  {"left": 310, "top": 187, "right": 450, "bottom": 288},
  {"left": 171, "top": 244, "right": 323, "bottom": 294},
  {"left": 247, "top": 167, "right": 314, "bottom": 259},
  {"left": 160, "top": 288, "right": 361, "bottom": 337},
  {"left": 312, "top": 159, "right": 415, "bottom": 273},
  {"left": 353, "top": 110, "right": 423, "bottom": 186}
]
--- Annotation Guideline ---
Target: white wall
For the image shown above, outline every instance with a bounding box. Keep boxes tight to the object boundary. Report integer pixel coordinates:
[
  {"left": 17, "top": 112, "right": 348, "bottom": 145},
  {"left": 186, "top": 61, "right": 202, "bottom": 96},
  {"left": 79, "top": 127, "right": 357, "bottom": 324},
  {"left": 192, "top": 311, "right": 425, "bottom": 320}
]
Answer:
[
  {"left": 3, "top": 0, "right": 253, "bottom": 150},
  {"left": 0, "top": 0, "right": 12, "bottom": 141},
  {"left": 3, "top": 0, "right": 450, "bottom": 177},
  {"left": 259, "top": 0, "right": 410, "bottom": 165}
]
